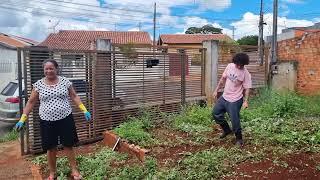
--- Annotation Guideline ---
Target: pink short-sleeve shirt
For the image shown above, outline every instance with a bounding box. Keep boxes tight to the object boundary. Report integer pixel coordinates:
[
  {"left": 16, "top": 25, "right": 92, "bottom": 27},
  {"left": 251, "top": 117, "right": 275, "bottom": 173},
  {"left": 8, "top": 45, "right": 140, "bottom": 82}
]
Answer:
[{"left": 222, "top": 63, "right": 252, "bottom": 102}]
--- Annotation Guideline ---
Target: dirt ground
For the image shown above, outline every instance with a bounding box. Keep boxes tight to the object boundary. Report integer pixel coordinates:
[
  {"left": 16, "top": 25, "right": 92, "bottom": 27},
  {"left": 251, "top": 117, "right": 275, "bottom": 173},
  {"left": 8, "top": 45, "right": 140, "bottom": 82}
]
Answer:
[
  {"left": 2, "top": 131, "right": 320, "bottom": 180},
  {"left": 149, "top": 127, "right": 320, "bottom": 180},
  {"left": 0, "top": 140, "right": 102, "bottom": 180},
  {"left": 0, "top": 140, "right": 33, "bottom": 180}
]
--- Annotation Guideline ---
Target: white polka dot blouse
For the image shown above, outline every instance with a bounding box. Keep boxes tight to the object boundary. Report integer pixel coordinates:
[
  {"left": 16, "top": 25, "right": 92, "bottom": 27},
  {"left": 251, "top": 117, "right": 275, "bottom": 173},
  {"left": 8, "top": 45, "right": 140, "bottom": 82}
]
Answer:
[{"left": 33, "top": 76, "right": 73, "bottom": 121}]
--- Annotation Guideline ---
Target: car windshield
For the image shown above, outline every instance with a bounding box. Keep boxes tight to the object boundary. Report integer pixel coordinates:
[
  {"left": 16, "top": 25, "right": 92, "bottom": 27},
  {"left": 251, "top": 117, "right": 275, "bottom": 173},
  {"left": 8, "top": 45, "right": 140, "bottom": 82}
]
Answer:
[{"left": 1, "top": 82, "right": 18, "bottom": 96}]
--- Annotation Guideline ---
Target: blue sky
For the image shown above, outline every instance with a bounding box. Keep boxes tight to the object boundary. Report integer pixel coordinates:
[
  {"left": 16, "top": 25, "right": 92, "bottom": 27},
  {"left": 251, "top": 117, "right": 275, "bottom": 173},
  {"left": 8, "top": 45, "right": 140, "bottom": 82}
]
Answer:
[{"left": 0, "top": 0, "right": 319, "bottom": 41}]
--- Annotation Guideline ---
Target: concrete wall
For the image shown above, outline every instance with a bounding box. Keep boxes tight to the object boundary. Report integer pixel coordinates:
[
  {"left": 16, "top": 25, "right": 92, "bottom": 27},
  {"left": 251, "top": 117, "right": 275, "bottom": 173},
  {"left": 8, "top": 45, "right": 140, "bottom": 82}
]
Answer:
[
  {"left": 0, "top": 46, "right": 18, "bottom": 90},
  {"left": 202, "top": 40, "right": 219, "bottom": 104},
  {"left": 278, "top": 31, "right": 320, "bottom": 95},
  {"left": 271, "top": 61, "right": 298, "bottom": 92}
]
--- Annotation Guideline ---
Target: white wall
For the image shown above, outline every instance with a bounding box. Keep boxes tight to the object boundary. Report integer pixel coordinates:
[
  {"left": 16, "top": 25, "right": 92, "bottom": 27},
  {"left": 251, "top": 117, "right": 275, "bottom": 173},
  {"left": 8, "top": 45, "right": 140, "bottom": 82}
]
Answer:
[{"left": 0, "top": 46, "right": 18, "bottom": 90}]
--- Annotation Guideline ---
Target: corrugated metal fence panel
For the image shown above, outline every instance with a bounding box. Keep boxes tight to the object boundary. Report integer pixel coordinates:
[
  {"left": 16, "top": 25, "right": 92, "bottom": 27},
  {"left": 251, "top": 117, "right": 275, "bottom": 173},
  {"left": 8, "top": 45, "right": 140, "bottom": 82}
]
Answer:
[
  {"left": 23, "top": 46, "right": 205, "bottom": 154},
  {"left": 218, "top": 45, "right": 267, "bottom": 88}
]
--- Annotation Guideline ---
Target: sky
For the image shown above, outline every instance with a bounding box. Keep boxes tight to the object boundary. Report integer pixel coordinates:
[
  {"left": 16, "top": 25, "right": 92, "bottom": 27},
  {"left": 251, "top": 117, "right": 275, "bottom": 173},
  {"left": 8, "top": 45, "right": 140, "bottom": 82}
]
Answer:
[{"left": 0, "top": 0, "right": 319, "bottom": 42}]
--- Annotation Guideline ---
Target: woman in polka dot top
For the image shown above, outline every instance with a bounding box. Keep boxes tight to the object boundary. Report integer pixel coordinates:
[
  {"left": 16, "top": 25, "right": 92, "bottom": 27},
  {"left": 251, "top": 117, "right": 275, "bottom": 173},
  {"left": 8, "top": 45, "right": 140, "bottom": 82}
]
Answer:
[{"left": 15, "top": 59, "right": 90, "bottom": 180}]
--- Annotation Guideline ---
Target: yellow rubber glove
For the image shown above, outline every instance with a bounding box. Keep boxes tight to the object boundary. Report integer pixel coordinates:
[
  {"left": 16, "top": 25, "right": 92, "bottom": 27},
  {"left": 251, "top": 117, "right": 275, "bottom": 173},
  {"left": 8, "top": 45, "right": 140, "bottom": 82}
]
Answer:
[
  {"left": 79, "top": 103, "right": 91, "bottom": 121},
  {"left": 15, "top": 114, "right": 27, "bottom": 130}
]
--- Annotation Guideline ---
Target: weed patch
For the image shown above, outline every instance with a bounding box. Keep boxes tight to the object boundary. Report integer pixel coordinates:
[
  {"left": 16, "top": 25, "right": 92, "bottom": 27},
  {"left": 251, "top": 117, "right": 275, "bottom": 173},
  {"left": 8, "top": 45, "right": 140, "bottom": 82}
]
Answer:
[{"left": 0, "top": 129, "right": 19, "bottom": 143}]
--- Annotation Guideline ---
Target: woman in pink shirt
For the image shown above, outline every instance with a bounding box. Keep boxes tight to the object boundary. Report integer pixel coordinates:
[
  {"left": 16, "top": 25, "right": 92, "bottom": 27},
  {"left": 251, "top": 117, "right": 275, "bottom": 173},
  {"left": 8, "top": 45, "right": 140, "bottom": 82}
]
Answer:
[{"left": 212, "top": 53, "right": 252, "bottom": 147}]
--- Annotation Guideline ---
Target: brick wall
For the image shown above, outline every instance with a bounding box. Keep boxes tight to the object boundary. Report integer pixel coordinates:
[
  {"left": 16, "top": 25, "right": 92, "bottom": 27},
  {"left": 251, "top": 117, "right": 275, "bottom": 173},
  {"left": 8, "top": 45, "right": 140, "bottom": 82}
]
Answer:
[{"left": 278, "top": 31, "right": 320, "bottom": 95}]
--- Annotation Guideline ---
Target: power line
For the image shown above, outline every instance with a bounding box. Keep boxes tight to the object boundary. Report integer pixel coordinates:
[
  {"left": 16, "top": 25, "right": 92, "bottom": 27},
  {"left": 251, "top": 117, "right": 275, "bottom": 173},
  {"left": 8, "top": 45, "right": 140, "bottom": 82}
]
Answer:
[{"left": 0, "top": 5, "right": 140, "bottom": 27}]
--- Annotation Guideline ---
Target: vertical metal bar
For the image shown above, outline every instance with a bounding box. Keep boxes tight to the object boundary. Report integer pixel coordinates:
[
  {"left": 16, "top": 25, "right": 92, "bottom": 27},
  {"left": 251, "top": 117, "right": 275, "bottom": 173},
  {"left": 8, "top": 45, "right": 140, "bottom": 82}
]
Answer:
[
  {"left": 163, "top": 53, "right": 166, "bottom": 105},
  {"left": 112, "top": 47, "right": 116, "bottom": 104},
  {"left": 23, "top": 50, "right": 30, "bottom": 154},
  {"left": 200, "top": 48, "right": 206, "bottom": 97},
  {"left": 17, "top": 48, "right": 25, "bottom": 155},
  {"left": 179, "top": 49, "right": 186, "bottom": 105},
  {"left": 142, "top": 54, "right": 145, "bottom": 103},
  {"left": 90, "top": 52, "right": 95, "bottom": 138},
  {"left": 85, "top": 53, "right": 92, "bottom": 138}
]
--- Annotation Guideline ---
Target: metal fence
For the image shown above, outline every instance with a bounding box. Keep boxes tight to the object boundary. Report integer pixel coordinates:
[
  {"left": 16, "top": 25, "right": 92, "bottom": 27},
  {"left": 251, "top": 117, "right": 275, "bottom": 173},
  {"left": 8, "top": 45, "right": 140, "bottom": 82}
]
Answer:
[{"left": 19, "top": 45, "right": 205, "bottom": 154}]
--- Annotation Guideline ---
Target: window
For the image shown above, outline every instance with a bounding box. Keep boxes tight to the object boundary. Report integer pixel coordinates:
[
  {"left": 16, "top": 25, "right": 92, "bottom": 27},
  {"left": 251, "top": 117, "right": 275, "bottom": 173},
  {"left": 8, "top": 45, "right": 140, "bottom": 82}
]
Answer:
[
  {"left": 1, "top": 82, "right": 18, "bottom": 96},
  {"left": 146, "top": 59, "right": 159, "bottom": 68}
]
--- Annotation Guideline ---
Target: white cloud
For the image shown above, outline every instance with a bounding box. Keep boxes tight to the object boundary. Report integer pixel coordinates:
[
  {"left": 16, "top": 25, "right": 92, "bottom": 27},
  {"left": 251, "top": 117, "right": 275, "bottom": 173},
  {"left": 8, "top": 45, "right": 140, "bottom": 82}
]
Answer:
[
  {"left": 230, "top": 12, "right": 314, "bottom": 40},
  {"left": 128, "top": 28, "right": 140, "bottom": 31},
  {"left": 0, "top": 0, "right": 315, "bottom": 43},
  {"left": 282, "top": 0, "right": 305, "bottom": 4},
  {"left": 197, "top": 0, "right": 231, "bottom": 11}
]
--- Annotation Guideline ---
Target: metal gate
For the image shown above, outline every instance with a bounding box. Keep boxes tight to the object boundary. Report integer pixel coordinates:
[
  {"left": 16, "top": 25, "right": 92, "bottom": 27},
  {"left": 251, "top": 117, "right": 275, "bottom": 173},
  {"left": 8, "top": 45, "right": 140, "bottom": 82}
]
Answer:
[{"left": 18, "top": 45, "right": 206, "bottom": 154}]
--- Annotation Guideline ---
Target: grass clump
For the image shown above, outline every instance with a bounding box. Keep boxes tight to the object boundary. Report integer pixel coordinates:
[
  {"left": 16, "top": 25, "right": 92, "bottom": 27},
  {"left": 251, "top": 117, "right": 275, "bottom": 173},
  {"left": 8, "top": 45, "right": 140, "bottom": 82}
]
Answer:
[
  {"left": 171, "top": 104, "right": 212, "bottom": 134},
  {"left": 241, "top": 89, "right": 320, "bottom": 150},
  {"left": 0, "top": 129, "right": 19, "bottom": 143}
]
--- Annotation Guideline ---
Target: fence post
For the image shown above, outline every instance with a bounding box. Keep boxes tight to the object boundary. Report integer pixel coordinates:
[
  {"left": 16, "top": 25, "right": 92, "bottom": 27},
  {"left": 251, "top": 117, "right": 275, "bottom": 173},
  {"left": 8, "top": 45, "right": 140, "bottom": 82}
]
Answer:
[
  {"left": 95, "top": 39, "right": 113, "bottom": 130},
  {"left": 17, "top": 48, "right": 25, "bottom": 155},
  {"left": 202, "top": 40, "right": 219, "bottom": 105},
  {"left": 178, "top": 49, "right": 186, "bottom": 106},
  {"left": 200, "top": 48, "right": 206, "bottom": 97}
]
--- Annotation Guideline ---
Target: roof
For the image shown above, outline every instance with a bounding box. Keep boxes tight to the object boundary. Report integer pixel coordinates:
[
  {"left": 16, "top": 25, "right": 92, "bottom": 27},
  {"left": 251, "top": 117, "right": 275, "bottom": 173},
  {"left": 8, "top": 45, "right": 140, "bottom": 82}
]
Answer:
[
  {"left": 38, "top": 30, "right": 152, "bottom": 50},
  {"left": 0, "top": 33, "right": 37, "bottom": 49},
  {"left": 159, "top": 34, "right": 233, "bottom": 44}
]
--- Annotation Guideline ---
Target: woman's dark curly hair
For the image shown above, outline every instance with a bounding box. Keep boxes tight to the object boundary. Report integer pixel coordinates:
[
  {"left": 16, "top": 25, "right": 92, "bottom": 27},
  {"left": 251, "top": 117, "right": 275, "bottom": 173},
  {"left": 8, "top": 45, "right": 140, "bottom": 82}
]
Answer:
[{"left": 232, "top": 53, "right": 249, "bottom": 66}]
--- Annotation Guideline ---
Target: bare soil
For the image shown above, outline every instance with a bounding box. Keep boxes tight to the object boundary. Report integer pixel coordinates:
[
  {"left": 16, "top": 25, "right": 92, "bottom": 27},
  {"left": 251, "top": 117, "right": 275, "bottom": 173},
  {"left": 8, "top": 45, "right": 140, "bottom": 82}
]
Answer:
[{"left": 0, "top": 140, "right": 33, "bottom": 179}]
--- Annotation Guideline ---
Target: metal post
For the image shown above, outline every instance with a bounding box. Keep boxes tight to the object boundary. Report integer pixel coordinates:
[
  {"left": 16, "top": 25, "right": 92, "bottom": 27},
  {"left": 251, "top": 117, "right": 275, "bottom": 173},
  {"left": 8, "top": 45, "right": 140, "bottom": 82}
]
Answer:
[
  {"left": 163, "top": 53, "right": 166, "bottom": 105},
  {"left": 142, "top": 54, "right": 145, "bottom": 103},
  {"left": 22, "top": 50, "right": 30, "bottom": 154},
  {"left": 179, "top": 49, "right": 186, "bottom": 105},
  {"left": 271, "top": 0, "right": 278, "bottom": 64},
  {"left": 112, "top": 47, "right": 116, "bottom": 103},
  {"left": 258, "top": 0, "right": 264, "bottom": 65},
  {"left": 200, "top": 48, "right": 206, "bottom": 97},
  {"left": 17, "top": 48, "right": 25, "bottom": 155},
  {"left": 153, "top": 2, "right": 156, "bottom": 58}
]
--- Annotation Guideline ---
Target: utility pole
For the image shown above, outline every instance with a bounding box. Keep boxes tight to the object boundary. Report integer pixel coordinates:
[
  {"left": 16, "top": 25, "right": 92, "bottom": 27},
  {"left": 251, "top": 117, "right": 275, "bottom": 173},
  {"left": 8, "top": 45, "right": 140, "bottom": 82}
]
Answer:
[
  {"left": 258, "top": 0, "right": 264, "bottom": 65},
  {"left": 153, "top": 2, "right": 156, "bottom": 56},
  {"left": 232, "top": 26, "right": 235, "bottom": 40},
  {"left": 138, "top": 22, "right": 142, "bottom": 31},
  {"left": 271, "top": 0, "right": 278, "bottom": 64}
]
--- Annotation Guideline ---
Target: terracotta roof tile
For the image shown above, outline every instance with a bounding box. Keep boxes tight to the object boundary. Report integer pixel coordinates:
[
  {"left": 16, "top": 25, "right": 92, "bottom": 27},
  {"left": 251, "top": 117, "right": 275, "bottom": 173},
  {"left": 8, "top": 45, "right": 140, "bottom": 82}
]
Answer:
[
  {"left": 38, "top": 30, "right": 152, "bottom": 50},
  {"left": 0, "top": 33, "right": 33, "bottom": 48},
  {"left": 160, "top": 34, "right": 232, "bottom": 44}
]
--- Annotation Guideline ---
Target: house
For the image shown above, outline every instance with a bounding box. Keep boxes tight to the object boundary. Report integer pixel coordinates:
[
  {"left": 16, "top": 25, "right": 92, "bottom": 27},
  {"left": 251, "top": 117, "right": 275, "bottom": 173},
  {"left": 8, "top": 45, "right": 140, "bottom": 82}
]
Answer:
[
  {"left": 36, "top": 30, "right": 153, "bottom": 78},
  {"left": 158, "top": 34, "right": 234, "bottom": 52},
  {"left": 266, "top": 22, "right": 320, "bottom": 43},
  {"left": 38, "top": 30, "right": 152, "bottom": 50},
  {"left": 158, "top": 34, "right": 233, "bottom": 76},
  {"left": 0, "top": 33, "right": 37, "bottom": 89}
]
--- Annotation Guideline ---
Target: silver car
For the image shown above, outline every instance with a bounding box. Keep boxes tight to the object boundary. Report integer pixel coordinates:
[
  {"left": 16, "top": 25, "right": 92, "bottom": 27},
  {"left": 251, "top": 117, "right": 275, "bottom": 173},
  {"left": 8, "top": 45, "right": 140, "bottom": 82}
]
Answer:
[{"left": 0, "top": 80, "right": 24, "bottom": 123}]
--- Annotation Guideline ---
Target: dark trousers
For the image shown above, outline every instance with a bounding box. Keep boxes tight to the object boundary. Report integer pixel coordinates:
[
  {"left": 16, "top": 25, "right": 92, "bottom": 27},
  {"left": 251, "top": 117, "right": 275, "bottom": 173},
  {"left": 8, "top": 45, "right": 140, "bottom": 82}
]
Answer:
[{"left": 213, "top": 97, "right": 243, "bottom": 135}]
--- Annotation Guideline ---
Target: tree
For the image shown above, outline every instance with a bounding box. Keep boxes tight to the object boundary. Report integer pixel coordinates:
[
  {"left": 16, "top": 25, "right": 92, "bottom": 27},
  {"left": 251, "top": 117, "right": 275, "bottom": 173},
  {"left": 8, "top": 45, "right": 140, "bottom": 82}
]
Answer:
[
  {"left": 185, "top": 24, "right": 222, "bottom": 34},
  {"left": 237, "top": 35, "right": 259, "bottom": 46}
]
